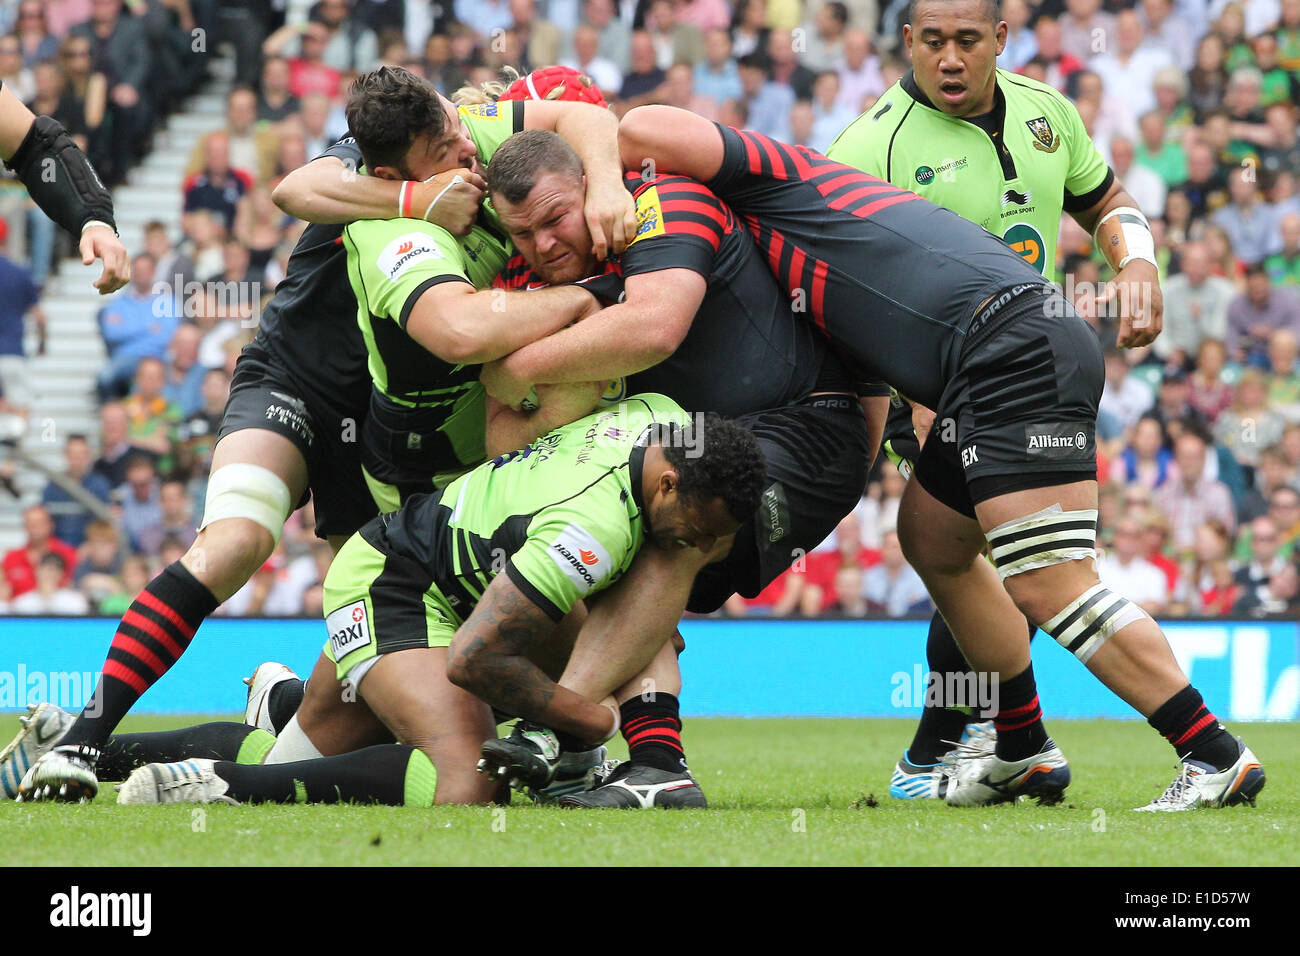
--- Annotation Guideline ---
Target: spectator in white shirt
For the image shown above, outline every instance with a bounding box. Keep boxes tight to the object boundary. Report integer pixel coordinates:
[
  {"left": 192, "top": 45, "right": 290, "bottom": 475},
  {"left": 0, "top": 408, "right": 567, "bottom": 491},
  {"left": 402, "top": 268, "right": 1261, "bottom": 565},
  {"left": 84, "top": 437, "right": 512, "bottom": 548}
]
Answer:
[
  {"left": 11, "top": 553, "right": 89, "bottom": 616},
  {"left": 563, "top": 24, "right": 623, "bottom": 95},
  {"left": 1001, "top": 0, "right": 1039, "bottom": 71},
  {"left": 1097, "top": 516, "right": 1171, "bottom": 615},
  {"left": 1089, "top": 9, "right": 1173, "bottom": 119},
  {"left": 1140, "top": 0, "right": 1196, "bottom": 69},
  {"left": 1109, "top": 135, "right": 1166, "bottom": 218},
  {"left": 1157, "top": 241, "right": 1236, "bottom": 363},
  {"left": 1100, "top": 348, "right": 1156, "bottom": 432},
  {"left": 862, "top": 528, "right": 931, "bottom": 616},
  {"left": 834, "top": 28, "right": 884, "bottom": 113}
]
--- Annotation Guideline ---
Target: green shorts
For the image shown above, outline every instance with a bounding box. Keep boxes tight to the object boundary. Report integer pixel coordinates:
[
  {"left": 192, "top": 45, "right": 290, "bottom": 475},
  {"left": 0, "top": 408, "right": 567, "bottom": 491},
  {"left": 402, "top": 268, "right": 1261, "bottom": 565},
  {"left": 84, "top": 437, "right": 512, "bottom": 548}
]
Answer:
[{"left": 321, "top": 531, "right": 460, "bottom": 685}]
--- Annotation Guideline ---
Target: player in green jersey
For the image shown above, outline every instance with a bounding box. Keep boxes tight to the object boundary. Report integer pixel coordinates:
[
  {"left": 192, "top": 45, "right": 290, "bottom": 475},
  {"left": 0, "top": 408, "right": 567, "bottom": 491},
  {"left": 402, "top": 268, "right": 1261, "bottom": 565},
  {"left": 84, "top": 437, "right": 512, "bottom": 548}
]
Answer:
[
  {"left": 116, "top": 397, "right": 765, "bottom": 807},
  {"left": 826, "top": 0, "right": 1166, "bottom": 801},
  {"left": 334, "top": 69, "right": 614, "bottom": 511}
]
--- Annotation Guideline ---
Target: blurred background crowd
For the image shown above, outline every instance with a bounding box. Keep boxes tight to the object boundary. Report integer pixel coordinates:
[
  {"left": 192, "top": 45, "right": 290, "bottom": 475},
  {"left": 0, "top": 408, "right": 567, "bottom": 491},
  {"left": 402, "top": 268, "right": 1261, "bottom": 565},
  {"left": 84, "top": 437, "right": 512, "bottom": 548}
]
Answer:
[{"left": 3, "top": 0, "right": 1300, "bottom": 619}]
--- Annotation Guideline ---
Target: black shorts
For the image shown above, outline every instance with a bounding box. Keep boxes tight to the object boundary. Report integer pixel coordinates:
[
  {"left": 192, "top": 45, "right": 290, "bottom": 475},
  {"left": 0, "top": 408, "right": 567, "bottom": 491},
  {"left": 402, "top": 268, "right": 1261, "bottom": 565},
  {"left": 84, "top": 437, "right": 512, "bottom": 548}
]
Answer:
[
  {"left": 687, "top": 396, "right": 870, "bottom": 613},
  {"left": 218, "top": 342, "right": 376, "bottom": 538},
  {"left": 914, "top": 285, "right": 1105, "bottom": 519}
]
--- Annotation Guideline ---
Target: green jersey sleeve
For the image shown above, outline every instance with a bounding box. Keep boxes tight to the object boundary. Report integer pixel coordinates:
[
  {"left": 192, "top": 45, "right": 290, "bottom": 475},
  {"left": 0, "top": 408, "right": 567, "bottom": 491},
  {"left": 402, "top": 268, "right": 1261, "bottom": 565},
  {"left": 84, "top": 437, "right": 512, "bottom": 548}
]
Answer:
[
  {"left": 825, "top": 87, "right": 904, "bottom": 179},
  {"left": 503, "top": 487, "right": 638, "bottom": 620},
  {"left": 1059, "top": 95, "right": 1112, "bottom": 212},
  {"left": 459, "top": 100, "right": 525, "bottom": 166},
  {"left": 343, "top": 218, "right": 471, "bottom": 330}
]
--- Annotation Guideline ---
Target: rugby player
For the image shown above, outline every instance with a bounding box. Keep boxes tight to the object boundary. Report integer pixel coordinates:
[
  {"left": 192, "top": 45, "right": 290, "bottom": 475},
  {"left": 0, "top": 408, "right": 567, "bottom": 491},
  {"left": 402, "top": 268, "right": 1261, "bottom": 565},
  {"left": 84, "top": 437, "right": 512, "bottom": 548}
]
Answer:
[
  {"left": 15, "top": 67, "right": 637, "bottom": 802},
  {"left": 596, "top": 110, "right": 1263, "bottom": 811},
  {"left": 112, "top": 398, "right": 764, "bottom": 806},
  {"left": 235, "top": 110, "right": 877, "bottom": 808},
  {"left": 471, "top": 130, "right": 885, "bottom": 806},
  {"left": 825, "top": 0, "right": 1164, "bottom": 799},
  {"left": 0, "top": 83, "right": 129, "bottom": 293}
]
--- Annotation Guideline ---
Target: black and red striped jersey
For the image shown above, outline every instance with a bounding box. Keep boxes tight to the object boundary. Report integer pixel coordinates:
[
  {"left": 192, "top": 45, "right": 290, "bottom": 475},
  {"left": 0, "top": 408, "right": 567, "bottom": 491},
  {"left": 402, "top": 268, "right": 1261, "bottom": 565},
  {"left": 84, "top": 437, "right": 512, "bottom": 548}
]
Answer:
[
  {"left": 707, "top": 125, "right": 1050, "bottom": 409},
  {"left": 495, "top": 173, "right": 828, "bottom": 417}
]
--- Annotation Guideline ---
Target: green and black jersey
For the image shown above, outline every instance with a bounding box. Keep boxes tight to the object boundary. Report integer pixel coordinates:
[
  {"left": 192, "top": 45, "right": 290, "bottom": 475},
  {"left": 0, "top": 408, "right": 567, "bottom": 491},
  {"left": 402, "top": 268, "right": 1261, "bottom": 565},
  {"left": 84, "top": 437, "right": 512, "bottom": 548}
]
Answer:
[
  {"left": 364, "top": 393, "right": 689, "bottom": 624},
  {"left": 341, "top": 101, "right": 522, "bottom": 497},
  {"left": 827, "top": 69, "right": 1112, "bottom": 283}
]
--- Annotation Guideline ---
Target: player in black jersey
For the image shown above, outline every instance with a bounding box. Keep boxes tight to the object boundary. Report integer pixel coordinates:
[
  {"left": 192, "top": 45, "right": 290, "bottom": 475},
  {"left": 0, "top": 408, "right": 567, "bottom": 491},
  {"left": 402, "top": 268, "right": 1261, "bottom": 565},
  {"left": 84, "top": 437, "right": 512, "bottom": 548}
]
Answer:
[
  {"left": 614, "top": 109, "right": 1263, "bottom": 812},
  {"left": 15, "top": 69, "right": 639, "bottom": 803},
  {"left": 473, "top": 130, "right": 882, "bottom": 806}
]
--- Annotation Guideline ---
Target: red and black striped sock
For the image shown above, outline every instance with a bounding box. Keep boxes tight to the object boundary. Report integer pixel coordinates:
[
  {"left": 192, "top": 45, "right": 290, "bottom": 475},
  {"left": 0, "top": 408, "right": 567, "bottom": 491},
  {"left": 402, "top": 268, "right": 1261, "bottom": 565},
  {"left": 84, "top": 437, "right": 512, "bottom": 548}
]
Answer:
[
  {"left": 61, "top": 562, "right": 219, "bottom": 752},
  {"left": 992, "top": 664, "right": 1049, "bottom": 761},
  {"left": 620, "top": 693, "right": 687, "bottom": 773},
  {"left": 1148, "top": 685, "right": 1239, "bottom": 769}
]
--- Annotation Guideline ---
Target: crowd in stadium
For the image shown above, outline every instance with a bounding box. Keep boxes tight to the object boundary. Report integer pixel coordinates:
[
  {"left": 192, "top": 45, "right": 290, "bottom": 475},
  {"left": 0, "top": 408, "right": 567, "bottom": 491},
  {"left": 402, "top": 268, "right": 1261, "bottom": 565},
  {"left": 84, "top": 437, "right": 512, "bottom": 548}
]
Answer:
[{"left": 3, "top": 0, "right": 1300, "bottom": 619}]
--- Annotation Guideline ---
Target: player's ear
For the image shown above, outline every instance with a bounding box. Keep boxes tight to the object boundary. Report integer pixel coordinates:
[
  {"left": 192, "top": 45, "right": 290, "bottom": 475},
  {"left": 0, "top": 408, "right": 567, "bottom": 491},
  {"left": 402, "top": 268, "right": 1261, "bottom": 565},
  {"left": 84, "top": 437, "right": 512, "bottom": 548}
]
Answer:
[
  {"left": 903, "top": 24, "right": 913, "bottom": 48},
  {"left": 659, "top": 468, "right": 679, "bottom": 499},
  {"left": 371, "top": 165, "right": 403, "bottom": 182},
  {"left": 995, "top": 20, "right": 1008, "bottom": 53}
]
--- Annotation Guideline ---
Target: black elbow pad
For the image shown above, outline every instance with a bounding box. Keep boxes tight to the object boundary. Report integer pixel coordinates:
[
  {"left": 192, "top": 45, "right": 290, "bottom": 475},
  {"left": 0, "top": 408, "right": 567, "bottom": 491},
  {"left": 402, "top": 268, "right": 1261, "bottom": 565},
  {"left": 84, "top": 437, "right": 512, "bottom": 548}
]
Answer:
[{"left": 6, "top": 115, "right": 116, "bottom": 238}]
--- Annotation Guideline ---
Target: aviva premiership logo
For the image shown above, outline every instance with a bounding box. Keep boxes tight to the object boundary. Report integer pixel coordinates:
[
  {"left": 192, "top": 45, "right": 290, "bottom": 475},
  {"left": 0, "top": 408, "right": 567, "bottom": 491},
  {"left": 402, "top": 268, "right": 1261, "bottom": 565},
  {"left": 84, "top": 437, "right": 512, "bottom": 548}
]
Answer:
[
  {"left": 459, "top": 102, "right": 499, "bottom": 118},
  {"left": 628, "top": 186, "right": 666, "bottom": 246},
  {"left": 1026, "top": 116, "right": 1059, "bottom": 152},
  {"left": 1003, "top": 222, "right": 1046, "bottom": 274}
]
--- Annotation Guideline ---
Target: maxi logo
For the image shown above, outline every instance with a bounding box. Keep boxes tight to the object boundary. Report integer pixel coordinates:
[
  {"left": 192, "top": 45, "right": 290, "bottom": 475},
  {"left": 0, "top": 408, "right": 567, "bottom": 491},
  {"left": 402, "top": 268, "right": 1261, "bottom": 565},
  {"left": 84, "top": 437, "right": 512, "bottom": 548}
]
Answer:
[{"left": 326, "top": 600, "right": 371, "bottom": 659}]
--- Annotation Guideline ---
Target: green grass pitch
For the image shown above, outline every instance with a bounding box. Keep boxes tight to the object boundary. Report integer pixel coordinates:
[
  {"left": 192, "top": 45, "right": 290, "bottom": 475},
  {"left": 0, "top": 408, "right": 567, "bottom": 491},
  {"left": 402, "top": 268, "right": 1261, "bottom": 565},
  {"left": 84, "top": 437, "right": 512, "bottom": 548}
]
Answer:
[{"left": 2, "top": 715, "right": 1296, "bottom": 866}]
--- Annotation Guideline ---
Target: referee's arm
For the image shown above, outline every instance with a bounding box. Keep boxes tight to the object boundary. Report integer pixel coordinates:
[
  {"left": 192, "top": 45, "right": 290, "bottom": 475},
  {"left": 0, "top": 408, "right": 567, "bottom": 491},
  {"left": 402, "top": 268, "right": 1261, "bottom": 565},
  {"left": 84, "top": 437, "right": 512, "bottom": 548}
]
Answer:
[{"left": 1069, "top": 179, "right": 1164, "bottom": 351}]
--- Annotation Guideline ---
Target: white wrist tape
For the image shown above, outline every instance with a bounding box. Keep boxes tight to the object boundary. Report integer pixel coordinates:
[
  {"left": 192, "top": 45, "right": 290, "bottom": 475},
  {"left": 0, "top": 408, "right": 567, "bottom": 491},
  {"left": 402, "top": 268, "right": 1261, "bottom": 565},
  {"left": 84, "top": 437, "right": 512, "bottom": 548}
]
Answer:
[
  {"left": 81, "top": 219, "right": 114, "bottom": 235},
  {"left": 421, "top": 174, "right": 465, "bottom": 221},
  {"left": 1094, "top": 206, "right": 1156, "bottom": 270}
]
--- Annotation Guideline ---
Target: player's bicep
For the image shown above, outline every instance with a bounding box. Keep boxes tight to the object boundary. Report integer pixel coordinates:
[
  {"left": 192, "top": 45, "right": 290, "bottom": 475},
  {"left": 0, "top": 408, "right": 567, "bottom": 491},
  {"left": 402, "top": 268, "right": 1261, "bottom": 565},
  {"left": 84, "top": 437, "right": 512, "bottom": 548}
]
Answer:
[
  {"left": 619, "top": 106, "right": 725, "bottom": 184},
  {"left": 621, "top": 268, "right": 707, "bottom": 354},
  {"left": 506, "top": 512, "right": 635, "bottom": 621},
  {"left": 0, "top": 85, "right": 36, "bottom": 159}
]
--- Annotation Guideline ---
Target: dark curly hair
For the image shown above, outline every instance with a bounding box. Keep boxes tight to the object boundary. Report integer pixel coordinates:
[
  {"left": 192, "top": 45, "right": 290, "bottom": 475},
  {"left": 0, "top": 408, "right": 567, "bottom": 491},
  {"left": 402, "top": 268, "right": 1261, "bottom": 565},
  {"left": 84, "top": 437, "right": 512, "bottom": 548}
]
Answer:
[
  {"left": 664, "top": 413, "right": 768, "bottom": 523},
  {"left": 346, "top": 66, "right": 447, "bottom": 175}
]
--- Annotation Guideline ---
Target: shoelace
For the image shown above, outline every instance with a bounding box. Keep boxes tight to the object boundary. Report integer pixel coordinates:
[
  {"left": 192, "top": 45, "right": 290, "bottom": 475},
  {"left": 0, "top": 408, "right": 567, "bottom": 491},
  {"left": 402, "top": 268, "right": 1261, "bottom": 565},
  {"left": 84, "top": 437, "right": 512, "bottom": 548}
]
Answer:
[{"left": 1151, "top": 763, "right": 1198, "bottom": 807}]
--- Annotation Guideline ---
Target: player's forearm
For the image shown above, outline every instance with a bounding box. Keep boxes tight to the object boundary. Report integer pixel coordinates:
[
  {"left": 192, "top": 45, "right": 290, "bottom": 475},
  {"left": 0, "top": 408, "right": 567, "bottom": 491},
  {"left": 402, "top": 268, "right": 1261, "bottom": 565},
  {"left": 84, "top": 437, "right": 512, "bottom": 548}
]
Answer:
[
  {"left": 447, "top": 579, "right": 615, "bottom": 744},
  {"left": 413, "top": 285, "right": 594, "bottom": 365},
  {"left": 553, "top": 104, "right": 624, "bottom": 191},
  {"left": 273, "top": 158, "right": 399, "bottom": 224},
  {"left": 505, "top": 300, "right": 677, "bottom": 385},
  {"left": 1086, "top": 189, "right": 1157, "bottom": 274}
]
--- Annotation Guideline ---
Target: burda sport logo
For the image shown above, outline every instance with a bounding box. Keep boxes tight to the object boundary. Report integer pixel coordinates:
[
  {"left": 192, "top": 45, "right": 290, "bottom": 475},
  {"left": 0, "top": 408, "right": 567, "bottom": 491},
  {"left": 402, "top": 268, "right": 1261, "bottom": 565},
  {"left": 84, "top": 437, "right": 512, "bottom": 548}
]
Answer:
[{"left": 377, "top": 232, "right": 443, "bottom": 281}]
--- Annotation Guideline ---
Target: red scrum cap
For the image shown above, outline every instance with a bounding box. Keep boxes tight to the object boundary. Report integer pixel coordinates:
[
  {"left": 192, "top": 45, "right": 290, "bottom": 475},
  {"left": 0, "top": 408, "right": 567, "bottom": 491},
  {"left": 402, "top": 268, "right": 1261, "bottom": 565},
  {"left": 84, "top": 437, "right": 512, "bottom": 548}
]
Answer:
[{"left": 498, "top": 66, "right": 608, "bottom": 108}]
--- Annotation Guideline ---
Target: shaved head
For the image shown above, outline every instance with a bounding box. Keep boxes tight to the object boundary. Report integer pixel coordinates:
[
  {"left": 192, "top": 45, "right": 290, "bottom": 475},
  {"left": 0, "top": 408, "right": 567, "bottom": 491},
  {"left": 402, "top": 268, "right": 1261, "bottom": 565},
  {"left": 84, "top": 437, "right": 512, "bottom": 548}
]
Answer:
[{"left": 907, "top": 0, "right": 1000, "bottom": 25}]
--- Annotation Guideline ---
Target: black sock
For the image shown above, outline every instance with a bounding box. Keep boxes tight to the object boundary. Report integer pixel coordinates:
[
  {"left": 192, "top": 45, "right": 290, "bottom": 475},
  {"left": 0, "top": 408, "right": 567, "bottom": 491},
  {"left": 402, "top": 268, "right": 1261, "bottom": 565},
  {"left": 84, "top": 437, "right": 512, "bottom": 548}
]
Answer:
[
  {"left": 62, "top": 562, "right": 219, "bottom": 751},
  {"left": 992, "top": 664, "right": 1049, "bottom": 761},
  {"left": 620, "top": 693, "right": 687, "bottom": 773},
  {"left": 99, "top": 722, "right": 273, "bottom": 781},
  {"left": 268, "top": 679, "right": 306, "bottom": 734},
  {"left": 1148, "top": 685, "right": 1239, "bottom": 769},
  {"left": 908, "top": 612, "right": 976, "bottom": 764},
  {"left": 214, "top": 744, "right": 436, "bottom": 805}
]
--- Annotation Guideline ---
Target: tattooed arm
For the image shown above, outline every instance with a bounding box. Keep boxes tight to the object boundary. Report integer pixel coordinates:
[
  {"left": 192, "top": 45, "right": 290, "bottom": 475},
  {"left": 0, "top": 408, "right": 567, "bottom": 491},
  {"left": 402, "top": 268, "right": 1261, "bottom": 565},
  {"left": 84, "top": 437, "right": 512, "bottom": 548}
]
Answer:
[{"left": 446, "top": 572, "right": 617, "bottom": 744}]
